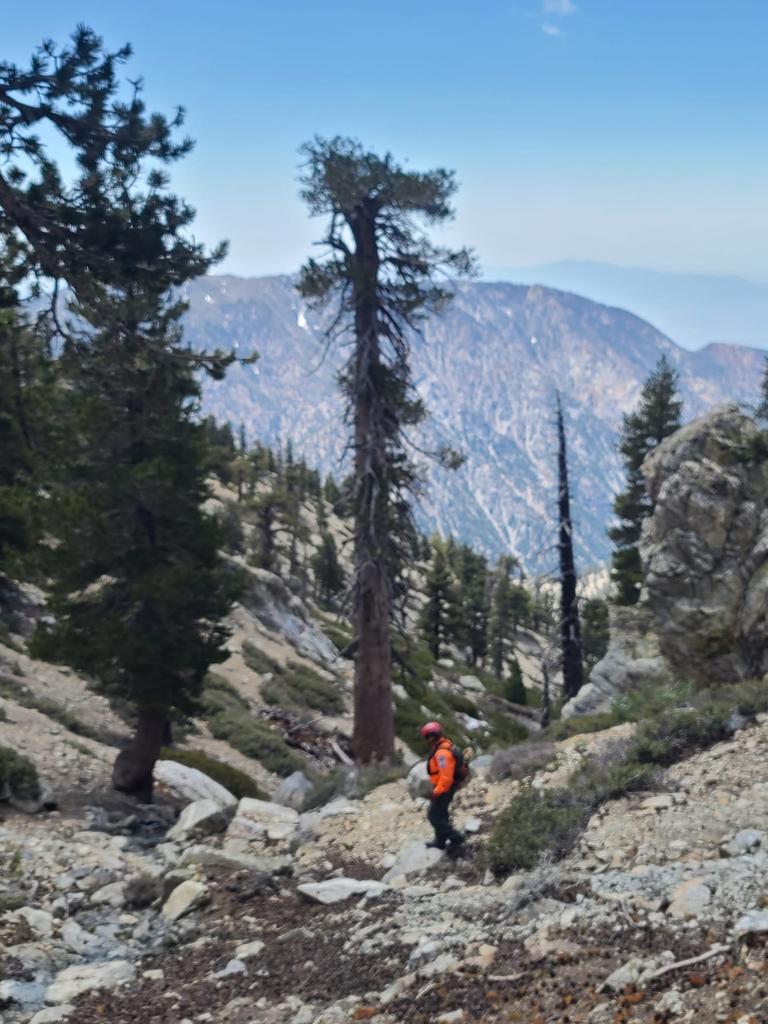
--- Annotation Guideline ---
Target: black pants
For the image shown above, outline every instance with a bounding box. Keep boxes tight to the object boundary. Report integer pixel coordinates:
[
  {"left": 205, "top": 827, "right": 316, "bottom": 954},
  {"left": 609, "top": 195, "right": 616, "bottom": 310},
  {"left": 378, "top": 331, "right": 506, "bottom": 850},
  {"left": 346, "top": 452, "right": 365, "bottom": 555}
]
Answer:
[{"left": 428, "top": 790, "right": 463, "bottom": 849}]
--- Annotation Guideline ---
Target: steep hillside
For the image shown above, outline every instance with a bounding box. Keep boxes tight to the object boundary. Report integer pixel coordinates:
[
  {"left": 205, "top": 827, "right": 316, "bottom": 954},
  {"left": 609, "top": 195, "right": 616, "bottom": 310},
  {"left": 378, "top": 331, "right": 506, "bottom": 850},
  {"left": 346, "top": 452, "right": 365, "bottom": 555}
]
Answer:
[{"left": 186, "top": 275, "right": 764, "bottom": 568}]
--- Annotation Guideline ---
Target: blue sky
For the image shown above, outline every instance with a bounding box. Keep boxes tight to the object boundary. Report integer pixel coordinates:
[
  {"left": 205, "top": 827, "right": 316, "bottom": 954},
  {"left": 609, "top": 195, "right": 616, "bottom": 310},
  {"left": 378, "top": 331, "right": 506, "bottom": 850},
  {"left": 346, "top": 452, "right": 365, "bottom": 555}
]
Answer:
[{"left": 5, "top": 1, "right": 768, "bottom": 280}]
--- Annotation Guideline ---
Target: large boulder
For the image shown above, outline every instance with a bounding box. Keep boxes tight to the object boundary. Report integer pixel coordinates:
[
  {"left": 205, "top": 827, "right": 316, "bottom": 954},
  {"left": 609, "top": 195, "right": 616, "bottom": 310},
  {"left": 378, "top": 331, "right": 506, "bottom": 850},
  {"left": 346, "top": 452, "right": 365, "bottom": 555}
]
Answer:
[
  {"left": 154, "top": 760, "right": 237, "bottom": 809},
  {"left": 407, "top": 761, "right": 432, "bottom": 801},
  {"left": 564, "top": 405, "right": 768, "bottom": 715},
  {"left": 272, "top": 771, "right": 314, "bottom": 811},
  {"left": 166, "top": 798, "right": 234, "bottom": 841},
  {"left": 641, "top": 404, "right": 768, "bottom": 684}
]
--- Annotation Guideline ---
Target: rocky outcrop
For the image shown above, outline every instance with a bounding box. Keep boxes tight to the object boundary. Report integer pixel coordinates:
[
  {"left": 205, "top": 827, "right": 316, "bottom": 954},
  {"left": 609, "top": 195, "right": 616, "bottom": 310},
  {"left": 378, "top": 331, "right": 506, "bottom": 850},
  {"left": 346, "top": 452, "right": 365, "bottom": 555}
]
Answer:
[
  {"left": 564, "top": 404, "right": 768, "bottom": 716},
  {"left": 641, "top": 403, "right": 768, "bottom": 684}
]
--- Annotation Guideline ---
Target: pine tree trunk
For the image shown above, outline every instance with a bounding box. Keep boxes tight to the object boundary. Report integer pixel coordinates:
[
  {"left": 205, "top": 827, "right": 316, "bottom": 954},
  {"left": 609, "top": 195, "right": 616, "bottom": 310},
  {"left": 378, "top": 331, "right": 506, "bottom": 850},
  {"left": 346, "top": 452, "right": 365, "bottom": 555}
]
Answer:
[
  {"left": 557, "top": 397, "right": 584, "bottom": 700},
  {"left": 112, "top": 706, "right": 168, "bottom": 801},
  {"left": 350, "top": 203, "right": 395, "bottom": 764}
]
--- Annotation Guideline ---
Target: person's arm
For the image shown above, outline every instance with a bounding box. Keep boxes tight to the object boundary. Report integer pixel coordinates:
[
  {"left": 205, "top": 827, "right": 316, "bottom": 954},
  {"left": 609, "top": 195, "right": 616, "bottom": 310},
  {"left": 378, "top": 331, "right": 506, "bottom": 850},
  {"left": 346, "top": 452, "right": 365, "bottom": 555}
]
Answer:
[{"left": 432, "top": 747, "right": 455, "bottom": 797}]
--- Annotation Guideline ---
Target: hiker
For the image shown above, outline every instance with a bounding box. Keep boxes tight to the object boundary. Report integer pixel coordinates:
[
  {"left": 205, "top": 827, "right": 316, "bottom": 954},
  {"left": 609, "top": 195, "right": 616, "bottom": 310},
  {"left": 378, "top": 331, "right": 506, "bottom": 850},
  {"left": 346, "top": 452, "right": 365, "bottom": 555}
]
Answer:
[{"left": 420, "top": 721, "right": 467, "bottom": 854}]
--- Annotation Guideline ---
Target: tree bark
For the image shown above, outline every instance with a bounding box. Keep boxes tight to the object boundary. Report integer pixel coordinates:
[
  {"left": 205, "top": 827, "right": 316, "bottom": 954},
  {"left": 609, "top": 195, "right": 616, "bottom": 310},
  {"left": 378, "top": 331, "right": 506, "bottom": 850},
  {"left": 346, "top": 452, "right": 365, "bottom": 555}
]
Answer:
[
  {"left": 112, "top": 706, "right": 168, "bottom": 802},
  {"left": 556, "top": 395, "right": 584, "bottom": 700},
  {"left": 350, "top": 201, "right": 395, "bottom": 764}
]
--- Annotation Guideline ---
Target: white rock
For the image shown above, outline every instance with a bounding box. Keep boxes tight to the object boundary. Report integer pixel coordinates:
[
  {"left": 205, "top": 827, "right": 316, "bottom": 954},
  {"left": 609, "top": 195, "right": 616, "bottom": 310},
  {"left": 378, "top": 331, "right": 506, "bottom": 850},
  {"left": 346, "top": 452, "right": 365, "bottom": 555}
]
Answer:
[
  {"left": 236, "top": 797, "right": 299, "bottom": 829},
  {"left": 0, "top": 979, "right": 47, "bottom": 1006},
  {"left": 162, "top": 879, "right": 208, "bottom": 922},
  {"left": 13, "top": 906, "right": 54, "bottom": 937},
  {"left": 378, "top": 972, "right": 416, "bottom": 1005},
  {"left": 666, "top": 879, "right": 711, "bottom": 919},
  {"left": 155, "top": 760, "right": 237, "bottom": 808},
  {"left": 641, "top": 795, "right": 674, "bottom": 811},
  {"left": 60, "top": 919, "right": 101, "bottom": 956},
  {"left": 419, "top": 952, "right": 460, "bottom": 977},
  {"left": 90, "top": 881, "right": 126, "bottom": 907},
  {"left": 211, "top": 958, "right": 246, "bottom": 979},
  {"left": 235, "top": 939, "right": 265, "bottom": 959},
  {"left": 297, "top": 878, "right": 388, "bottom": 905},
  {"left": 383, "top": 840, "right": 443, "bottom": 882},
  {"left": 734, "top": 909, "right": 768, "bottom": 936},
  {"left": 654, "top": 989, "right": 686, "bottom": 1015},
  {"left": 436, "top": 1011, "right": 466, "bottom": 1024},
  {"left": 45, "top": 960, "right": 136, "bottom": 1005},
  {"left": 227, "top": 815, "right": 267, "bottom": 840},
  {"left": 167, "top": 798, "right": 232, "bottom": 841},
  {"left": 30, "top": 1007, "right": 75, "bottom": 1024},
  {"left": 457, "top": 675, "right": 485, "bottom": 694},
  {"left": 462, "top": 817, "right": 482, "bottom": 834},
  {"left": 272, "top": 771, "right": 314, "bottom": 811},
  {"left": 721, "top": 828, "right": 765, "bottom": 857},
  {"left": 602, "top": 957, "right": 644, "bottom": 992},
  {"left": 179, "top": 844, "right": 292, "bottom": 875}
]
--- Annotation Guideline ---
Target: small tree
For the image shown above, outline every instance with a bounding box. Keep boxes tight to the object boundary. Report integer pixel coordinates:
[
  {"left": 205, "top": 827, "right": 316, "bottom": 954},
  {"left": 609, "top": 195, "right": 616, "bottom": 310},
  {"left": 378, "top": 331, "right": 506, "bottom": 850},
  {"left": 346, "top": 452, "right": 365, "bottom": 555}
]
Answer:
[
  {"left": 757, "top": 357, "right": 768, "bottom": 419},
  {"left": 419, "top": 539, "right": 459, "bottom": 660},
  {"left": 312, "top": 532, "right": 345, "bottom": 605},
  {"left": 487, "top": 556, "right": 516, "bottom": 679},
  {"left": 610, "top": 356, "right": 683, "bottom": 605},
  {"left": 298, "top": 136, "right": 473, "bottom": 763},
  {"left": 582, "top": 598, "right": 609, "bottom": 675},
  {"left": 505, "top": 657, "right": 527, "bottom": 705},
  {"left": 452, "top": 543, "right": 490, "bottom": 666},
  {"left": 556, "top": 394, "right": 583, "bottom": 701},
  {"left": 251, "top": 486, "right": 287, "bottom": 574}
]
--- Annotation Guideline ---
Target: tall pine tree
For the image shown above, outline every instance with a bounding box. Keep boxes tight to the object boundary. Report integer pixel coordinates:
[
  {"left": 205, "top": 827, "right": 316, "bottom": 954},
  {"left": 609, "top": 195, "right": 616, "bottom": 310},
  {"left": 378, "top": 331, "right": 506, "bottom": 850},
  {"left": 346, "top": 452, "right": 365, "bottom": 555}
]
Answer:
[
  {"left": 298, "top": 137, "right": 473, "bottom": 763},
  {"left": 610, "top": 356, "right": 682, "bottom": 605},
  {"left": 419, "top": 539, "right": 459, "bottom": 660},
  {"left": 7, "top": 29, "right": 238, "bottom": 799}
]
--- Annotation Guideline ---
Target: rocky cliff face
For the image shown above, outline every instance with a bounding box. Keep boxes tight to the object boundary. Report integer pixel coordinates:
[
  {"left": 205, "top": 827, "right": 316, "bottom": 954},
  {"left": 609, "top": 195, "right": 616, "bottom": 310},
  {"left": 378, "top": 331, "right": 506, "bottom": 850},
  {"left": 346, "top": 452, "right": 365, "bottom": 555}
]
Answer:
[
  {"left": 185, "top": 275, "right": 764, "bottom": 568},
  {"left": 564, "top": 404, "right": 768, "bottom": 716}
]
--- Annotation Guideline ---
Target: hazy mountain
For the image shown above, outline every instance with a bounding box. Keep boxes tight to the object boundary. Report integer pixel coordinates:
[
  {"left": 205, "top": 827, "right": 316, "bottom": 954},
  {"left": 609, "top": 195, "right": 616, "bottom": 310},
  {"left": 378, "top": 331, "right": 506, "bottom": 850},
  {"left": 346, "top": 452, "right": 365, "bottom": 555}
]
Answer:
[
  {"left": 486, "top": 261, "right": 768, "bottom": 351},
  {"left": 184, "top": 275, "right": 764, "bottom": 569}
]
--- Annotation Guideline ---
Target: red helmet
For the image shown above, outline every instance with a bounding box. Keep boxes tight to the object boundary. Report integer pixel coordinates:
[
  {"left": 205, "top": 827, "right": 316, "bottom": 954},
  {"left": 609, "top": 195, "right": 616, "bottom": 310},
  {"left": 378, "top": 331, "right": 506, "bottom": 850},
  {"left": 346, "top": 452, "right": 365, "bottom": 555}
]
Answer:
[{"left": 419, "top": 721, "right": 443, "bottom": 738}]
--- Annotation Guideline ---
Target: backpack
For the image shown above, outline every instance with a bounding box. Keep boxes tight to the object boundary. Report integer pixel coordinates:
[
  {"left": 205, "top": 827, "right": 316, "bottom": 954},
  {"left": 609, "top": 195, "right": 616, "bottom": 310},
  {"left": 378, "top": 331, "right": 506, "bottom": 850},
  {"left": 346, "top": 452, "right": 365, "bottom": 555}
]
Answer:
[
  {"left": 452, "top": 744, "right": 471, "bottom": 789},
  {"left": 428, "top": 741, "right": 471, "bottom": 790}
]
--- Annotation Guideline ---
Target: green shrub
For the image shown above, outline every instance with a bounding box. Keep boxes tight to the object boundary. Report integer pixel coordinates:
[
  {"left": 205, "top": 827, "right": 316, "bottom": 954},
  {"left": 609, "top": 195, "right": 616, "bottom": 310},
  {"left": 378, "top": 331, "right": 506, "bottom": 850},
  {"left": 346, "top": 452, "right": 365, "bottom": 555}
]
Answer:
[
  {"left": 206, "top": 710, "right": 303, "bottom": 777},
  {"left": 159, "top": 746, "right": 266, "bottom": 800},
  {"left": 261, "top": 663, "right": 344, "bottom": 715},
  {"left": 545, "top": 710, "right": 624, "bottom": 741},
  {"left": 630, "top": 710, "right": 730, "bottom": 767},
  {"left": 483, "top": 710, "right": 529, "bottom": 747},
  {"left": 0, "top": 745, "right": 40, "bottom": 801},
  {"left": 124, "top": 873, "right": 163, "bottom": 909},
  {"left": 487, "top": 787, "right": 588, "bottom": 874},
  {"left": 200, "top": 673, "right": 303, "bottom": 777},
  {"left": 241, "top": 641, "right": 283, "bottom": 677},
  {"left": 321, "top": 623, "right": 353, "bottom": 656},
  {"left": 442, "top": 691, "right": 479, "bottom": 716}
]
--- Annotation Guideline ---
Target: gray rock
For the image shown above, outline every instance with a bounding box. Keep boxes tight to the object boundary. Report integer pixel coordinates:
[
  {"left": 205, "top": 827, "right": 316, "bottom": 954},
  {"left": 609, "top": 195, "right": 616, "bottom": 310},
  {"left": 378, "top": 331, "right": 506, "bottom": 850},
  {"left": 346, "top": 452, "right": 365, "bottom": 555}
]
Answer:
[
  {"left": 734, "top": 909, "right": 768, "bottom": 936},
  {"left": 211, "top": 958, "right": 246, "bottom": 979},
  {"left": 30, "top": 1007, "right": 75, "bottom": 1024},
  {"left": 45, "top": 960, "right": 136, "bottom": 1005},
  {"left": 235, "top": 797, "right": 299, "bottom": 830},
  {"left": 666, "top": 879, "right": 711, "bottom": 919},
  {"left": 178, "top": 844, "right": 292, "bottom": 876},
  {"left": 565, "top": 406, "right": 768, "bottom": 713},
  {"left": 406, "top": 762, "right": 432, "bottom": 801},
  {"left": 457, "top": 675, "right": 485, "bottom": 694},
  {"left": 297, "top": 878, "right": 388, "bottom": 905},
  {"left": 383, "top": 841, "right": 443, "bottom": 882},
  {"left": 721, "top": 829, "right": 765, "bottom": 857},
  {"left": 0, "top": 978, "right": 47, "bottom": 1006},
  {"left": 272, "top": 772, "right": 314, "bottom": 811},
  {"left": 167, "top": 798, "right": 233, "bottom": 841},
  {"left": 235, "top": 939, "right": 265, "bottom": 959},
  {"left": 601, "top": 957, "right": 644, "bottom": 992},
  {"left": 154, "top": 760, "right": 237, "bottom": 809},
  {"left": 161, "top": 879, "right": 209, "bottom": 922}
]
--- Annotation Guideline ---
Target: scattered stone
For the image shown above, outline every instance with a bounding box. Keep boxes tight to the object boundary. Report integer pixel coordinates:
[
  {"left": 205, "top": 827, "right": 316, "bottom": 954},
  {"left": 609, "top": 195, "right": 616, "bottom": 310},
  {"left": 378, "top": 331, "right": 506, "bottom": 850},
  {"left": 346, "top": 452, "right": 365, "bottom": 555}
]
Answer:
[
  {"left": 236, "top": 797, "right": 300, "bottom": 829},
  {"left": 721, "top": 829, "right": 765, "bottom": 857},
  {"left": 30, "top": 1008, "right": 75, "bottom": 1024},
  {"left": 667, "top": 879, "right": 712, "bottom": 919},
  {"left": 162, "top": 879, "right": 209, "bottom": 923},
  {"left": 734, "top": 909, "right": 768, "bottom": 937},
  {"left": 406, "top": 762, "right": 433, "bottom": 801},
  {"left": 272, "top": 771, "right": 314, "bottom": 811},
  {"left": 457, "top": 675, "right": 484, "bottom": 694},
  {"left": 45, "top": 960, "right": 136, "bottom": 1005},
  {"left": 167, "top": 798, "right": 234, "bottom": 841},
  {"left": 602, "top": 957, "right": 644, "bottom": 992},
  {"left": 436, "top": 1011, "right": 466, "bottom": 1024},
  {"left": 235, "top": 939, "right": 266, "bottom": 959},
  {"left": 178, "top": 844, "right": 292, "bottom": 875},
  {"left": 642, "top": 794, "right": 674, "bottom": 811},
  {"left": 382, "top": 841, "right": 442, "bottom": 882},
  {"left": 297, "top": 878, "right": 388, "bottom": 905},
  {"left": 211, "top": 958, "right": 246, "bottom": 979}
]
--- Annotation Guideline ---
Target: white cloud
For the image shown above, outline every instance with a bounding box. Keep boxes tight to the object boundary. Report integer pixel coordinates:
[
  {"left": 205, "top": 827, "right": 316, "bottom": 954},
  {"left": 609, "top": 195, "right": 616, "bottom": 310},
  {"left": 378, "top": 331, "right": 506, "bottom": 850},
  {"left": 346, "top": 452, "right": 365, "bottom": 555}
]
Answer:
[
  {"left": 543, "top": 0, "right": 578, "bottom": 14},
  {"left": 542, "top": 22, "right": 562, "bottom": 35}
]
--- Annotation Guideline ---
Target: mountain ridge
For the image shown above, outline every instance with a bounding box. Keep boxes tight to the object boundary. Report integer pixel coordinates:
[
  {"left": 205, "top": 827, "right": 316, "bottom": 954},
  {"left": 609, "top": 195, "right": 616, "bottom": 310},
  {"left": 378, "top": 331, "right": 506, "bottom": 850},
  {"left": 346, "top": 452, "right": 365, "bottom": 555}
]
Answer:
[{"left": 184, "top": 274, "right": 764, "bottom": 568}]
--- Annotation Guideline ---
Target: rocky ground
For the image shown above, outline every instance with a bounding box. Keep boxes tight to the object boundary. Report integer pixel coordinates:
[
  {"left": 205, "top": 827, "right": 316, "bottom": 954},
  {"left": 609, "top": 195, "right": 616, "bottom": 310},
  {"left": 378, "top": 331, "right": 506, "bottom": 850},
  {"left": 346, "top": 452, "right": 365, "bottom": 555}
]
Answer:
[{"left": 4, "top": 718, "right": 768, "bottom": 1024}]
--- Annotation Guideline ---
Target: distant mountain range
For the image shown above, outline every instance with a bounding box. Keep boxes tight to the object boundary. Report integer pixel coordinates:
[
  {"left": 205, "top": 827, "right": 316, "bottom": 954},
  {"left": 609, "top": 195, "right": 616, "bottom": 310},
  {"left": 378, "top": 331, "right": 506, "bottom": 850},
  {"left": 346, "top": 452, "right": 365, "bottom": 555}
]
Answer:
[
  {"left": 183, "top": 274, "right": 764, "bottom": 569},
  {"left": 486, "top": 261, "right": 768, "bottom": 351}
]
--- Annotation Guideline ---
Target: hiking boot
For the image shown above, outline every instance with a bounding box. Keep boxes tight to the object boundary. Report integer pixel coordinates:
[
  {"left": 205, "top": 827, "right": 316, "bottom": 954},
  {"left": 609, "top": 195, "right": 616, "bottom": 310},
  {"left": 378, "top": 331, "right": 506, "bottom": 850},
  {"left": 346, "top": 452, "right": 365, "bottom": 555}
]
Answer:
[
  {"left": 445, "top": 834, "right": 466, "bottom": 858},
  {"left": 426, "top": 839, "right": 445, "bottom": 850}
]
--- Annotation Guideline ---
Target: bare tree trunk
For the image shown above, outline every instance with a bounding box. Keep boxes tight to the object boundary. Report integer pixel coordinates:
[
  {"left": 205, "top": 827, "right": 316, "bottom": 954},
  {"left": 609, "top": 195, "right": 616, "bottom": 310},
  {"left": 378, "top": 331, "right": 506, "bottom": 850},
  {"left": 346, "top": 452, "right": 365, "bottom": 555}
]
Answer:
[
  {"left": 350, "top": 202, "right": 395, "bottom": 764},
  {"left": 556, "top": 394, "right": 583, "bottom": 700},
  {"left": 112, "top": 706, "right": 167, "bottom": 802}
]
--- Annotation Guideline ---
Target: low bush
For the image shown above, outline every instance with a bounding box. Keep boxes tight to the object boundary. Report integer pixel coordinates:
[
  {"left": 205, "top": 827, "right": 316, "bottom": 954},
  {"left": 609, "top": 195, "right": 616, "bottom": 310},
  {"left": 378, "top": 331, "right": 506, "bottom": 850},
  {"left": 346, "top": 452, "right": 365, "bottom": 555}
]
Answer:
[
  {"left": 483, "top": 710, "right": 529, "bottom": 747},
  {"left": 489, "top": 740, "right": 558, "bottom": 782},
  {"left": 241, "top": 641, "right": 284, "bottom": 677},
  {"left": 321, "top": 623, "right": 354, "bottom": 656},
  {"left": 261, "top": 663, "right": 344, "bottom": 715},
  {"left": 200, "top": 674, "right": 304, "bottom": 777},
  {"left": 545, "top": 710, "right": 624, "bottom": 741},
  {"left": 487, "top": 787, "right": 588, "bottom": 873},
  {"left": 158, "top": 746, "right": 266, "bottom": 800},
  {"left": 443, "top": 691, "right": 479, "bottom": 716},
  {"left": 0, "top": 745, "right": 40, "bottom": 801}
]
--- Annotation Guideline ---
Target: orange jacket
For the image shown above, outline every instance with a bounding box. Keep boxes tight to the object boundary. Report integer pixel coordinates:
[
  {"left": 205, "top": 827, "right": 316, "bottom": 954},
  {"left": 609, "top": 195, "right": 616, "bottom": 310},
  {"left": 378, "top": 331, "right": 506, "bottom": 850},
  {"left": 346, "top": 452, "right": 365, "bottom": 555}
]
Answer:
[{"left": 428, "top": 737, "right": 457, "bottom": 797}]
